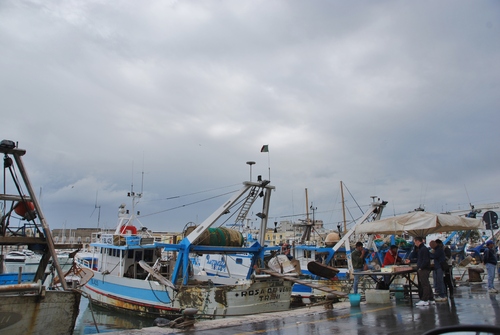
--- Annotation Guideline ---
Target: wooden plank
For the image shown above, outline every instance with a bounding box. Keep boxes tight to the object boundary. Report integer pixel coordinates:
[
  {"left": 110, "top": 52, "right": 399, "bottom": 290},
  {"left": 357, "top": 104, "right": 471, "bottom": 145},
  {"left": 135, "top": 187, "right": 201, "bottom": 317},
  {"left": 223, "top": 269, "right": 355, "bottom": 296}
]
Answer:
[
  {"left": 0, "top": 236, "right": 47, "bottom": 245},
  {"left": 53, "top": 243, "right": 83, "bottom": 249},
  {"left": 260, "top": 269, "right": 348, "bottom": 298}
]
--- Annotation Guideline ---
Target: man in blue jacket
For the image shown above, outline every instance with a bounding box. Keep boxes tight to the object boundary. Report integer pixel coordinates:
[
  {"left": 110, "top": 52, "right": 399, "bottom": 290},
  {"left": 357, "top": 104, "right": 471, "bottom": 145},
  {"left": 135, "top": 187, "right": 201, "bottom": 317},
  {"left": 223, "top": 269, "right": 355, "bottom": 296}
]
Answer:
[
  {"left": 483, "top": 240, "right": 498, "bottom": 293},
  {"left": 414, "top": 237, "right": 432, "bottom": 306}
]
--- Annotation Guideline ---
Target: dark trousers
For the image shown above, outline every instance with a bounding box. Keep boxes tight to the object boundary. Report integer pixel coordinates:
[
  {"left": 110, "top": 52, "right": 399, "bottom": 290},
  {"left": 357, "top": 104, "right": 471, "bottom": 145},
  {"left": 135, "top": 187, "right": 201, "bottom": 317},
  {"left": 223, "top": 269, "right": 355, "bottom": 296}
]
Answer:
[
  {"left": 444, "top": 268, "right": 454, "bottom": 297},
  {"left": 417, "top": 269, "right": 432, "bottom": 301}
]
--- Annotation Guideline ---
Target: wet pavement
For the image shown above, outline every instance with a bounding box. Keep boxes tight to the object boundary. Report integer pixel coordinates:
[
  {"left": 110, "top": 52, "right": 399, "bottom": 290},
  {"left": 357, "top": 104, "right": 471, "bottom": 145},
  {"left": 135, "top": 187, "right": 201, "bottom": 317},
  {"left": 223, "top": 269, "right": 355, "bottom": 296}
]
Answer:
[{"left": 107, "top": 282, "right": 500, "bottom": 335}]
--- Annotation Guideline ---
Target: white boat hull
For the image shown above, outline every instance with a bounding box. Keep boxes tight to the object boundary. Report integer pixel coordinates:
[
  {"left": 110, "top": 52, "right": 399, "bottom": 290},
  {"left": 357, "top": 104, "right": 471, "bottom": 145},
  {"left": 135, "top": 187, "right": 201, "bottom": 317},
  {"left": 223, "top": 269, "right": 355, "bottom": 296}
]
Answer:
[
  {"left": 83, "top": 270, "right": 292, "bottom": 319},
  {"left": 191, "top": 253, "right": 350, "bottom": 304}
]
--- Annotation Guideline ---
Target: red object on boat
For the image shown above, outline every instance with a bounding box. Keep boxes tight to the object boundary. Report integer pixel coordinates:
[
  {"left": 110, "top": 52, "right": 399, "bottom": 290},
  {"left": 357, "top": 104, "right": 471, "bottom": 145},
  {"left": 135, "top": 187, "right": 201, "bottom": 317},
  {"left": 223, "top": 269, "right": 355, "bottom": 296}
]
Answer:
[
  {"left": 14, "top": 201, "right": 35, "bottom": 217},
  {"left": 120, "top": 225, "right": 137, "bottom": 235}
]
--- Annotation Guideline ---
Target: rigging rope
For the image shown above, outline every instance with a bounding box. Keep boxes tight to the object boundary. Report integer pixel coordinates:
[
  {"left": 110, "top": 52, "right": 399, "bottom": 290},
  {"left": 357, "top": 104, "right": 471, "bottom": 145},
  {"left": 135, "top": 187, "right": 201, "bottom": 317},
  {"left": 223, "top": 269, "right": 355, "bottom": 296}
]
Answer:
[
  {"left": 141, "top": 189, "right": 239, "bottom": 218},
  {"left": 148, "top": 183, "right": 242, "bottom": 202},
  {"left": 148, "top": 279, "right": 172, "bottom": 304}
]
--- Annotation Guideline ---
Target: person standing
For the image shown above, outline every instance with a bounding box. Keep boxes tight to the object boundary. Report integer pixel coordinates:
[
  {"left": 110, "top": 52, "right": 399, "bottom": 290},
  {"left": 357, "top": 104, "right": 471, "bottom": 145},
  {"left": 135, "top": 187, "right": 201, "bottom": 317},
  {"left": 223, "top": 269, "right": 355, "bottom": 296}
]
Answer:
[
  {"left": 431, "top": 239, "right": 448, "bottom": 302},
  {"left": 440, "top": 240, "right": 454, "bottom": 298},
  {"left": 414, "top": 237, "right": 432, "bottom": 306},
  {"left": 352, "top": 241, "right": 368, "bottom": 294},
  {"left": 483, "top": 240, "right": 498, "bottom": 293}
]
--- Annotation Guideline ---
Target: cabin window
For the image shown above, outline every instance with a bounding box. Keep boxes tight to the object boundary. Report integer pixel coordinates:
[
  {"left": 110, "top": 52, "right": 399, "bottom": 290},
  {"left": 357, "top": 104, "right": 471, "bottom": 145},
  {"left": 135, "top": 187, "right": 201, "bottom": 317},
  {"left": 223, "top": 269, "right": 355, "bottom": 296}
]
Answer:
[
  {"left": 135, "top": 250, "right": 143, "bottom": 262},
  {"left": 127, "top": 250, "right": 134, "bottom": 259},
  {"left": 236, "top": 258, "right": 243, "bottom": 265},
  {"left": 144, "top": 249, "right": 154, "bottom": 262}
]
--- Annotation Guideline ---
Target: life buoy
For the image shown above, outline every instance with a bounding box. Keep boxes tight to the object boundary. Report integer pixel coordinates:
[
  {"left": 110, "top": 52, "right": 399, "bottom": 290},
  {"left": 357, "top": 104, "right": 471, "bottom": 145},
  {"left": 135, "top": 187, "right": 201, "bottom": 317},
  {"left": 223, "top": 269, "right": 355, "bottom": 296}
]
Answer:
[
  {"left": 14, "top": 201, "right": 35, "bottom": 217},
  {"left": 120, "top": 225, "right": 137, "bottom": 235}
]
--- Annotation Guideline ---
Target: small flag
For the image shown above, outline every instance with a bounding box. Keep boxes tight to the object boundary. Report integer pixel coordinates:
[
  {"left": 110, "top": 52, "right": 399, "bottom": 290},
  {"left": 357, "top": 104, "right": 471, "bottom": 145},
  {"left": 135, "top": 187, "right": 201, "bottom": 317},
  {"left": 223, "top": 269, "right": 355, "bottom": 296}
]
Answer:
[{"left": 260, "top": 145, "right": 269, "bottom": 153}]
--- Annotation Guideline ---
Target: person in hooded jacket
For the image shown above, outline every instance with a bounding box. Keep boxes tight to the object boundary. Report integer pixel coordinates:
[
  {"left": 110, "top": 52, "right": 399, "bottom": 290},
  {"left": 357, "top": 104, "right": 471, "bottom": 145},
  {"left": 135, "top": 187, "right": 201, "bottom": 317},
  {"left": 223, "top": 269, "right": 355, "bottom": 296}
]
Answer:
[
  {"left": 431, "top": 239, "right": 448, "bottom": 302},
  {"left": 438, "top": 239, "right": 454, "bottom": 298}
]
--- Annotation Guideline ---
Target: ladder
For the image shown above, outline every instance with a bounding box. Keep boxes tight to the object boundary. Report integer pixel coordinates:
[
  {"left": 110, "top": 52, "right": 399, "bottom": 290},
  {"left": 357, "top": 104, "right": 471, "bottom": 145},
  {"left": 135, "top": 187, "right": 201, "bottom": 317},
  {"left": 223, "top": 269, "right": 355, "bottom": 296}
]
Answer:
[{"left": 235, "top": 186, "right": 260, "bottom": 223}]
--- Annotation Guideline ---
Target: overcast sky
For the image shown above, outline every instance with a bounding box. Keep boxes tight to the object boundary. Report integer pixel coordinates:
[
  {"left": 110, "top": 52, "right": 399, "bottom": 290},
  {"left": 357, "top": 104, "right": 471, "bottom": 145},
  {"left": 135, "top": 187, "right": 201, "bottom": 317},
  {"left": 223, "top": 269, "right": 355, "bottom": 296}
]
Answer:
[{"left": 1, "top": 1, "right": 499, "bottom": 234}]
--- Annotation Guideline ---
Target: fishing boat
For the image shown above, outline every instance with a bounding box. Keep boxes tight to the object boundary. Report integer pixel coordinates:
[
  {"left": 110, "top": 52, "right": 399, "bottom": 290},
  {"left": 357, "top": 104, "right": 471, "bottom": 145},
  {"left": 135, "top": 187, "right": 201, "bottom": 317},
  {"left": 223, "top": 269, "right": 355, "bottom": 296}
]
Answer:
[
  {"left": 0, "top": 140, "right": 81, "bottom": 335},
  {"left": 77, "top": 177, "right": 294, "bottom": 319},
  {"left": 5, "top": 250, "right": 30, "bottom": 262},
  {"left": 191, "top": 196, "right": 389, "bottom": 305},
  {"left": 4, "top": 249, "right": 42, "bottom": 271}
]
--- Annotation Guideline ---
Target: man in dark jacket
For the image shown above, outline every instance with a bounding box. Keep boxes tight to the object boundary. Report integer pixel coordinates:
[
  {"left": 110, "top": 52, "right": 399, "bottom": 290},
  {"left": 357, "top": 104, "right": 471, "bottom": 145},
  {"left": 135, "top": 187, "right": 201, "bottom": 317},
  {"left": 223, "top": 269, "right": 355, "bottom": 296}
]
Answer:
[
  {"left": 431, "top": 240, "right": 447, "bottom": 302},
  {"left": 414, "top": 237, "right": 432, "bottom": 306},
  {"left": 483, "top": 240, "right": 498, "bottom": 293},
  {"left": 440, "top": 240, "right": 454, "bottom": 298}
]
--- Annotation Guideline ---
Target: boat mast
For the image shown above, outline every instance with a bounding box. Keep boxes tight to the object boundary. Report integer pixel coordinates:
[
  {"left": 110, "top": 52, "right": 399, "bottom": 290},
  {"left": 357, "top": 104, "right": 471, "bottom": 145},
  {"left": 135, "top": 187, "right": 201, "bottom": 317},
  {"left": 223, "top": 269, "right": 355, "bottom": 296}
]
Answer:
[
  {"left": 11, "top": 148, "right": 68, "bottom": 290},
  {"left": 305, "top": 188, "right": 310, "bottom": 223},
  {"left": 341, "top": 181, "right": 347, "bottom": 233},
  {"left": 258, "top": 183, "right": 272, "bottom": 247},
  {"left": 300, "top": 188, "right": 314, "bottom": 243}
]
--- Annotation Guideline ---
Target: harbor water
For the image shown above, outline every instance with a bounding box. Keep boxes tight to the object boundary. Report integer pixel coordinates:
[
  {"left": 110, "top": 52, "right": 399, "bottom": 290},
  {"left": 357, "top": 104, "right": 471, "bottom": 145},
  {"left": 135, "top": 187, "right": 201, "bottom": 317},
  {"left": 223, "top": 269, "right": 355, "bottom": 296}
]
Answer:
[{"left": 74, "top": 297, "right": 154, "bottom": 334}]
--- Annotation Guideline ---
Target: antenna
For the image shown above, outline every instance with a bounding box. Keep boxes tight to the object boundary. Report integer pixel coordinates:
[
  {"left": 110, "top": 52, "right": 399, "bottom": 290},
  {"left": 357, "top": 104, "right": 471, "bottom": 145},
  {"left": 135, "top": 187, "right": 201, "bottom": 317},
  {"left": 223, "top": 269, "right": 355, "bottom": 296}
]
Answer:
[
  {"left": 141, "top": 152, "right": 145, "bottom": 195},
  {"left": 127, "top": 161, "right": 143, "bottom": 227},
  {"left": 90, "top": 190, "right": 101, "bottom": 228},
  {"left": 419, "top": 183, "right": 427, "bottom": 211},
  {"left": 141, "top": 170, "right": 144, "bottom": 195},
  {"left": 464, "top": 184, "right": 473, "bottom": 209},
  {"left": 130, "top": 159, "right": 144, "bottom": 201}
]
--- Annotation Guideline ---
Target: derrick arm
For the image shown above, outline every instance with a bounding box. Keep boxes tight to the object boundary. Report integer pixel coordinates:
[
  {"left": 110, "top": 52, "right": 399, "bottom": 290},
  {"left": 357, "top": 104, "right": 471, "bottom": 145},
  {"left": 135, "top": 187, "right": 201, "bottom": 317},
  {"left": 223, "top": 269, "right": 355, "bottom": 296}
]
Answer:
[
  {"left": 334, "top": 199, "right": 387, "bottom": 274},
  {"left": 186, "top": 181, "right": 270, "bottom": 245}
]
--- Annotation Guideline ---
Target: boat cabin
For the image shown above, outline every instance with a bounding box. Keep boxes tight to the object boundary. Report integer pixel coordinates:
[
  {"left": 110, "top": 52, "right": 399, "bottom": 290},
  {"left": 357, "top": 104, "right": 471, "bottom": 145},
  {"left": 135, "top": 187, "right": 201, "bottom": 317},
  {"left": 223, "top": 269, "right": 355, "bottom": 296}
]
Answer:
[{"left": 82, "top": 233, "right": 171, "bottom": 280}]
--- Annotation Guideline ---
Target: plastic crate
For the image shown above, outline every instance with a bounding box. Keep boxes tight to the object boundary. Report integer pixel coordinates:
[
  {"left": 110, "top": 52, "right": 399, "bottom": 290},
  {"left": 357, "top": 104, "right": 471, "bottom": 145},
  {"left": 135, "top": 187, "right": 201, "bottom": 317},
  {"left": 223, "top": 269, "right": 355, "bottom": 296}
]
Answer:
[{"left": 365, "top": 289, "right": 390, "bottom": 304}]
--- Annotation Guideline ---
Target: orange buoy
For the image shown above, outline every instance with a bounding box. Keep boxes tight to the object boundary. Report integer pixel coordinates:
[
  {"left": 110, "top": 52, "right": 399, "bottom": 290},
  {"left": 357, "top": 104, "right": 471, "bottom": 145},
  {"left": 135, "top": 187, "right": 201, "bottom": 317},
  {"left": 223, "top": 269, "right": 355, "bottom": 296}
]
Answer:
[{"left": 14, "top": 201, "right": 35, "bottom": 217}]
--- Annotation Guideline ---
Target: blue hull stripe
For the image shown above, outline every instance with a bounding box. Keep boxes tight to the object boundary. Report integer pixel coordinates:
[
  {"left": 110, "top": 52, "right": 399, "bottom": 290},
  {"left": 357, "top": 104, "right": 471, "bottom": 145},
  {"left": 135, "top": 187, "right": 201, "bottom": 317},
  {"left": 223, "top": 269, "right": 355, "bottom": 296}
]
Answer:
[{"left": 87, "top": 278, "right": 171, "bottom": 303}]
